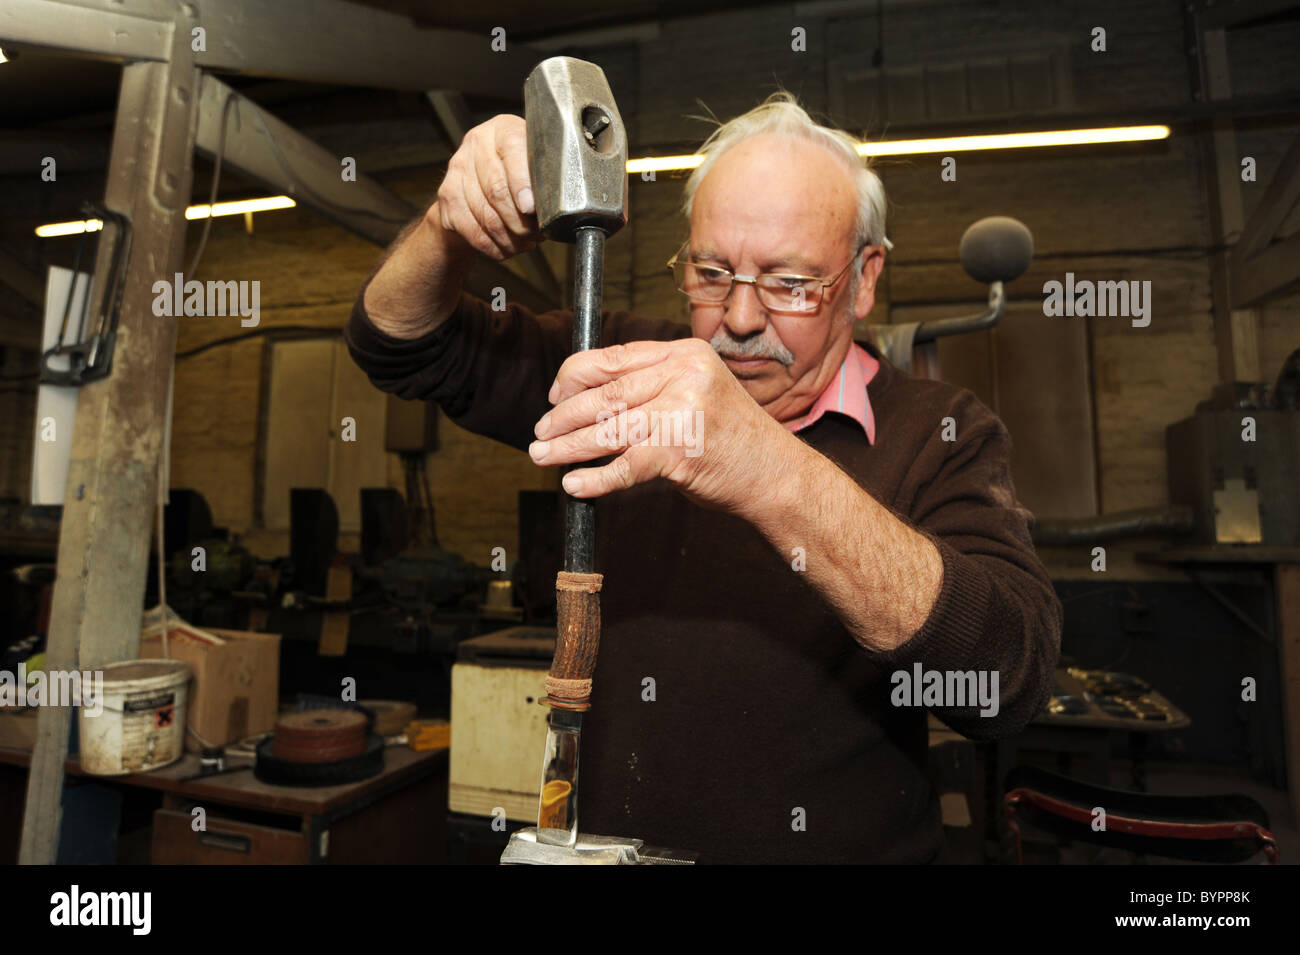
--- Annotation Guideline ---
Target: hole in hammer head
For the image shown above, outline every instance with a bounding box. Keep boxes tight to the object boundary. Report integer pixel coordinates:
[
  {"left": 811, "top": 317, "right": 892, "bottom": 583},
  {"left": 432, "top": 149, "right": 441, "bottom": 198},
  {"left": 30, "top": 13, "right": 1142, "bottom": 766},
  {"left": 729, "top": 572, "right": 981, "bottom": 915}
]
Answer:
[{"left": 581, "top": 106, "right": 613, "bottom": 152}]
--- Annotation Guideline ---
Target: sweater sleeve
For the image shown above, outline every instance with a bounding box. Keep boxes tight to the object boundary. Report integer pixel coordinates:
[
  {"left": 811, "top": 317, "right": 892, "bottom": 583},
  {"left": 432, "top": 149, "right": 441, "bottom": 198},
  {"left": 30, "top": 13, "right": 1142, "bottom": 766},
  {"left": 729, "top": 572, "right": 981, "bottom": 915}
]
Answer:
[
  {"left": 870, "top": 392, "right": 1063, "bottom": 740},
  {"left": 343, "top": 283, "right": 690, "bottom": 453}
]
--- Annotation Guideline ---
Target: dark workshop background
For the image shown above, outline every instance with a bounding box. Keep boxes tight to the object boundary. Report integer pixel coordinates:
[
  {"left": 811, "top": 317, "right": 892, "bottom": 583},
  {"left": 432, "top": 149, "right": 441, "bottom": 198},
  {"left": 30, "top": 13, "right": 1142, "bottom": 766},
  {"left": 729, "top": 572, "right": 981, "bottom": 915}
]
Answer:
[{"left": 0, "top": 1, "right": 1297, "bottom": 786}]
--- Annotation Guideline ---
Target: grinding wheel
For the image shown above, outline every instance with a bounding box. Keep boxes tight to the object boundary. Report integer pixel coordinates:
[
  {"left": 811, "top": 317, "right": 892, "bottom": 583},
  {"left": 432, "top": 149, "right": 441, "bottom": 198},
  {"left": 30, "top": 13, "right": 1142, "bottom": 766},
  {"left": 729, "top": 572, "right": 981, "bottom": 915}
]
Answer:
[
  {"left": 254, "top": 734, "right": 384, "bottom": 787},
  {"left": 272, "top": 709, "right": 368, "bottom": 763}
]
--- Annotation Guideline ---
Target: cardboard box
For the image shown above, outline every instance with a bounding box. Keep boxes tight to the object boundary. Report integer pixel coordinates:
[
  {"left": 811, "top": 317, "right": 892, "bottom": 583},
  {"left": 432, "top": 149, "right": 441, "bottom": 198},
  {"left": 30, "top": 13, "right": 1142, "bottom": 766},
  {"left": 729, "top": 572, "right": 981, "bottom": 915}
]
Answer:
[{"left": 140, "top": 628, "right": 280, "bottom": 751}]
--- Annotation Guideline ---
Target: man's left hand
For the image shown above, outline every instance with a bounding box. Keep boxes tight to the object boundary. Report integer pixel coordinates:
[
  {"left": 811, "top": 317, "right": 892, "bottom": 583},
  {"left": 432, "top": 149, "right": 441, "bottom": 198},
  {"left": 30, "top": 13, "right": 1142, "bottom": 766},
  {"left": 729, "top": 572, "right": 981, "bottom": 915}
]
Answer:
[{"left": 529, "top": 338, "right": 804, "bottom": 516}]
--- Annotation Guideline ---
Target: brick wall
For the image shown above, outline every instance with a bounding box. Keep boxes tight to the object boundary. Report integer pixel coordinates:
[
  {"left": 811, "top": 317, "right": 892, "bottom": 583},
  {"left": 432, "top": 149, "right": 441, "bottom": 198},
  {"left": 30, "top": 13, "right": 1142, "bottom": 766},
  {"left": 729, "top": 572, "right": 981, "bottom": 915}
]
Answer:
[{"left": 3, "top": 1, "right": 1296, "bottom": 572}]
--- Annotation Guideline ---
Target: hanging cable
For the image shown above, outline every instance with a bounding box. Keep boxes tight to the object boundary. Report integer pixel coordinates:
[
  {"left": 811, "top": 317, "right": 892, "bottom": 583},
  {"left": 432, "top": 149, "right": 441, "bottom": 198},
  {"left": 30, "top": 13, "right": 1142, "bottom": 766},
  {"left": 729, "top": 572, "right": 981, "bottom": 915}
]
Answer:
[{"left": 187, "top": 88, "right": 241, "bottom": 280}]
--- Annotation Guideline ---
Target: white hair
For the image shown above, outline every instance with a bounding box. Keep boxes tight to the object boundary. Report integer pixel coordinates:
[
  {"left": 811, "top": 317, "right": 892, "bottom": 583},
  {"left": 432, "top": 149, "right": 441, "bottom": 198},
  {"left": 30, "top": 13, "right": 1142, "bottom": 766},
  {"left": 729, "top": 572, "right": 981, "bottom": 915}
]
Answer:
[{"left": 681, "top": 92, "right": 893, "bottom": 253}]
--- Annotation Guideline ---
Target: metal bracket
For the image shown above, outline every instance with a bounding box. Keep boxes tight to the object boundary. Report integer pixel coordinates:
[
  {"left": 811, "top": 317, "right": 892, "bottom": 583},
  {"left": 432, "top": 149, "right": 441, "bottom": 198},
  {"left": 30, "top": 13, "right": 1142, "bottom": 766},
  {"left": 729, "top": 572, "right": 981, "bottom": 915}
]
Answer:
[
  {"left": 914, "top": 281, "right": 1007, "bottom": 345},
  {"left": 39, "top": 204, "right": 132, "bottom": 387}
]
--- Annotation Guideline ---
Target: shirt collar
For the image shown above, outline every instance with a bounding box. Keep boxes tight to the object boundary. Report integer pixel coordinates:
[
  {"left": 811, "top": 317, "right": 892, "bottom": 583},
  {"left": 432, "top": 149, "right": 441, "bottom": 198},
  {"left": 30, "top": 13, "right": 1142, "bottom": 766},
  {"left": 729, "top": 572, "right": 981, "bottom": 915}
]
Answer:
[{"left": 785, "top": 342, "right": 880, "bottom": 444}]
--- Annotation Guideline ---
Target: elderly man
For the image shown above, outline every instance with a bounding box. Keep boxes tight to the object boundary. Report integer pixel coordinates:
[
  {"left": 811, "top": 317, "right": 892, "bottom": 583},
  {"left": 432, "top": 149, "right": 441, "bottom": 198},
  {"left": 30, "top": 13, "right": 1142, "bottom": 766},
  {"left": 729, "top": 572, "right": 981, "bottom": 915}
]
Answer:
[{"left": 346, "top": 93, "right": 1061, "bottom": 864}]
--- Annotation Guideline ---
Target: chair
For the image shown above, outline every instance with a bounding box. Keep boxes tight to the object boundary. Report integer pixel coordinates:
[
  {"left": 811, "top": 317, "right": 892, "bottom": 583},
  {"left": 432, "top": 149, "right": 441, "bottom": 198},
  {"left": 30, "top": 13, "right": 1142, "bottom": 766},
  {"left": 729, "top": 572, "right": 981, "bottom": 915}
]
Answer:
[{"left": 1003, "top": 765, "right": 1278, "bottom": 864}]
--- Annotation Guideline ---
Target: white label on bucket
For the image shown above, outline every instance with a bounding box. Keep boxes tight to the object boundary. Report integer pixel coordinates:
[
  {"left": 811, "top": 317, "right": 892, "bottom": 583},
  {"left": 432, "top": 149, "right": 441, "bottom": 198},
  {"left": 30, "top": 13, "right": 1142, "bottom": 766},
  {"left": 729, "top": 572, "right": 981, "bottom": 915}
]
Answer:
[
  {"left": 122, "top": 692, "right": 175, "bottom": 713},
  {"left": 120, "top": 690, "right": 177, "bottom": 771}
]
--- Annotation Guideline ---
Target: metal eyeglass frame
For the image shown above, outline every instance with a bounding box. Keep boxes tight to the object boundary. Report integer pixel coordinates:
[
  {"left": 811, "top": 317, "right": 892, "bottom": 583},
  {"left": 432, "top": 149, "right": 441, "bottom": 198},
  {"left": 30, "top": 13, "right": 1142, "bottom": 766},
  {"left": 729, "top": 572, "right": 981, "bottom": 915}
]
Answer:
[{"left": 666, "top": 241, "right": 868, "bottom": 314}]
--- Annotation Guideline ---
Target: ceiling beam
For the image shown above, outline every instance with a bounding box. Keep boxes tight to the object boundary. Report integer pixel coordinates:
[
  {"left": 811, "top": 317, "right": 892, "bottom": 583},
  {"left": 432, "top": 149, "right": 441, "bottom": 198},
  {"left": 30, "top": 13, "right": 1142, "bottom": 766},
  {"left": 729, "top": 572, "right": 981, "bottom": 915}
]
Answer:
[
  {"left": 196, "top": 75, "right": 558, "bottom": 312},
  {"left": 0, "top": 0, "right": 171, "bottom": 62},
  {"left": 194, "top": 0, "right": 539, "bottom": 97},
  {"left": 197, "top": 74, "right": 417, "bottom": 247},
  {"left": 2, "top": 0, "right": 542, "bottom": 99},
  {"left": 1228, "top": 128, "right": 1300, "bottom": 307},
  {"left": 1232, "top": 129, "right": 1300, "bottom": 263}
]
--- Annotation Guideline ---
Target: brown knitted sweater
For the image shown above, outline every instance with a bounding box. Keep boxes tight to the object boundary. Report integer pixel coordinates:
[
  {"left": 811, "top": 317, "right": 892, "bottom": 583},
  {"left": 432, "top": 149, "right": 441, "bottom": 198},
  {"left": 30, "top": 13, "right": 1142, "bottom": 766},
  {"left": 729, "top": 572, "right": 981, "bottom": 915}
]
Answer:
[{"left": 345, "top": 288, "right": 1062, "bottom": 864}]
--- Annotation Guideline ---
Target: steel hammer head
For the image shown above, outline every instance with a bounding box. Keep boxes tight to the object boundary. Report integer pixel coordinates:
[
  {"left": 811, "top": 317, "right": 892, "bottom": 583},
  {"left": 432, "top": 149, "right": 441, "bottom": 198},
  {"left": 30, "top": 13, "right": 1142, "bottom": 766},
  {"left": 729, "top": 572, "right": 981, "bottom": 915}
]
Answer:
[{"left": 524, "top": 57, "right": 628, "bottom": 243}]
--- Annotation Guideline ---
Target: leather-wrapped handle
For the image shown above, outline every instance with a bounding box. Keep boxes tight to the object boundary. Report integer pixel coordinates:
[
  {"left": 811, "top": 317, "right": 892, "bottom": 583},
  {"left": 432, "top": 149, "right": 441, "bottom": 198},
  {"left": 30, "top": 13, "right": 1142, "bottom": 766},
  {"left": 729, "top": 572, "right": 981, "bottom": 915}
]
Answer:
[{"left": 546, "top": 571, "right": 603, "bottom": 710}]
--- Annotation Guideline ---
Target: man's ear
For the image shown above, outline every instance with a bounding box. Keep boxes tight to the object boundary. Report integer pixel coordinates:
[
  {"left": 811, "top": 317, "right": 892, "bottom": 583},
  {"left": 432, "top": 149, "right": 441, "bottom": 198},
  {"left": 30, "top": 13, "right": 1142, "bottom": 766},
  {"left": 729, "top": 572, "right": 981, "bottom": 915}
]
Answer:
[{"left": 853, "top": 246, "right": 887, "bottom": 320}]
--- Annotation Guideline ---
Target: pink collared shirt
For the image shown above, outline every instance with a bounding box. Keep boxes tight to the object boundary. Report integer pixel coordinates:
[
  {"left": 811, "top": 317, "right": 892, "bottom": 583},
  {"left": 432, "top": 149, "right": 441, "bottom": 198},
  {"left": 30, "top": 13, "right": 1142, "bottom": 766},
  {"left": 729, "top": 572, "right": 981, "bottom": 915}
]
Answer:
[{"left": 785, "top": 342, "right": 879, "bottom": 444}]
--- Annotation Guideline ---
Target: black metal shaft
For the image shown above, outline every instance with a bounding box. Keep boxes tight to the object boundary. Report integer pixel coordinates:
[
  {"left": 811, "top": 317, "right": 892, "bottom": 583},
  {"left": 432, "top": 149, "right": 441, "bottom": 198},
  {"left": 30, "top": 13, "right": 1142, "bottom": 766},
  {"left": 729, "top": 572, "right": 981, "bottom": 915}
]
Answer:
[{"left": 563, "top": 226, "right": 606, "bottom": 574}]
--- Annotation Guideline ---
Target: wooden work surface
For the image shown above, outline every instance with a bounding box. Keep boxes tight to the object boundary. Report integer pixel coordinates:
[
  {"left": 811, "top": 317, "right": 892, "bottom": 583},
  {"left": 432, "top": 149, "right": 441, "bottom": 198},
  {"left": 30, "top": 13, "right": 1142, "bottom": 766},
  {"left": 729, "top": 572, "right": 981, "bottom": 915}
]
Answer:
[{"left": 0, "top": 744, "right": 447, "bottom": 817}]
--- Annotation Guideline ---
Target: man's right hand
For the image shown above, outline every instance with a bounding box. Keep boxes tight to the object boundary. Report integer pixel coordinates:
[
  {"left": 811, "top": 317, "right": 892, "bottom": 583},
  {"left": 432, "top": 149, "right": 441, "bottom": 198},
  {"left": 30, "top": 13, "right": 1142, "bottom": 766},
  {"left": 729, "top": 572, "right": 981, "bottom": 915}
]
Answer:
[
  {"left": 435, "top": 114, "right": 542, "bottom": 261},
  {"left": 362, "top": 114, "right": 541, "bottom": 339}
]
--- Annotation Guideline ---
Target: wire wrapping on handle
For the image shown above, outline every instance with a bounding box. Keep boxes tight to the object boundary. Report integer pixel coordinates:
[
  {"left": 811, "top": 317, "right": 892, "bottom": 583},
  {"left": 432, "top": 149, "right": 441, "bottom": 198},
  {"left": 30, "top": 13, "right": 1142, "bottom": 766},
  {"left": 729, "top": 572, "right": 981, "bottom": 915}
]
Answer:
[{"left": 546, "top": 571, "right": 603, "bottom": 710}]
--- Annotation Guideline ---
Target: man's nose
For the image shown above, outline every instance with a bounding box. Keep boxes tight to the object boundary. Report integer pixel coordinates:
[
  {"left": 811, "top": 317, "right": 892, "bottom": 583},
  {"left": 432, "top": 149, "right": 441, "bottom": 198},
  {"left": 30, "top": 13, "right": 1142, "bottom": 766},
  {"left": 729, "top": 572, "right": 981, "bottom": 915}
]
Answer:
[{"left": 722, "top": 280, "right": 768, "bottom": 337}]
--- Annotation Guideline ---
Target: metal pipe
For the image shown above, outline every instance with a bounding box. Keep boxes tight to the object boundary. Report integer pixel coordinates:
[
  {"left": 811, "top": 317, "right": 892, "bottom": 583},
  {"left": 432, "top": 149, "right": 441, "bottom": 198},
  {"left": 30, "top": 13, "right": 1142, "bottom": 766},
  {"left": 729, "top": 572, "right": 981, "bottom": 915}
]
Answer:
[
  {"left": 1031, "top": 506, "right": 1196, "bottom": 546},
  {"left": 913, "top": 281, "right": 1005, "bottom": 344},
  {"left": 563, "top": 226, "right": 605, "bottom": 574}
]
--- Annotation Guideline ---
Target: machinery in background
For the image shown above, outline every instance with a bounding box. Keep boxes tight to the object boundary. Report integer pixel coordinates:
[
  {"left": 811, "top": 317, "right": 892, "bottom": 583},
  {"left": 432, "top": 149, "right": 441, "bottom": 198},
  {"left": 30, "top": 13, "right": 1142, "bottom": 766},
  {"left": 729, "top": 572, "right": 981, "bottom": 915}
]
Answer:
[
  {"left": 144, "top": 482, "right": 522, "bottom": 682},
  {"left": 150, "top": 489, "right": 265, "bottom": 630},
  {"left": 336, "top": 388, "right": 524, "bottom": 657},
  {"left": 1030, "top": 348, "right": 1300, "bottom": 786},
  {"left": 1165, "top": 352, "right": 1300, "bottom": 547},
  {"left": 1033, "top": 347, "right": 1300, "bottom": 548},
  {"left": 168, "top": 538, "right": 257, "bottom": 595},
  {"left": 7, "top": 391, "right": 531, "bottom": 710},
  {"left": 353, "top": 486, "right": 503, "bottom": 656}
]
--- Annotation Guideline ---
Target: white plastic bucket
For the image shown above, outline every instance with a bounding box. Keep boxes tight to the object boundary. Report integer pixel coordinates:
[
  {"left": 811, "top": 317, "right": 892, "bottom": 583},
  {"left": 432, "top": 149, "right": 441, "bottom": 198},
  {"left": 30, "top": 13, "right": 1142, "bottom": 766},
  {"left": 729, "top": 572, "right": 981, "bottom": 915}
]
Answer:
[{"left": 79, "top": 660, "right": 192, "bottom": 775}]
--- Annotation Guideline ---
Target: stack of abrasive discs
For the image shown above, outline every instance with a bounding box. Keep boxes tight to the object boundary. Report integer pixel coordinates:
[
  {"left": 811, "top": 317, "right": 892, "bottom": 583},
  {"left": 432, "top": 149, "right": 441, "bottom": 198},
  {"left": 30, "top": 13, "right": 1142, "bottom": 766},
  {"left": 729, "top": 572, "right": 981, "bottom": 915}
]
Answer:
[
  {"left": 255, "top": 708, "right": 384, "bottom": 786},
  {"left": 272, "top": 710, "right": 368, "bottom": 762}
]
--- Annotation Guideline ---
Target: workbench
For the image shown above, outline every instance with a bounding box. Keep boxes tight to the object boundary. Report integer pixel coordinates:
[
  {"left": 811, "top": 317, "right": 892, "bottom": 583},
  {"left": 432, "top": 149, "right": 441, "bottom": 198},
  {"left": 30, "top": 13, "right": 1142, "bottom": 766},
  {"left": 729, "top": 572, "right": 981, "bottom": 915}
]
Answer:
[
  {"left": 1000, "top": 671, "right": 1191, "bottom": 792},
  {"left": 0, "top": 744, "right": 448, "bottom": 864}
]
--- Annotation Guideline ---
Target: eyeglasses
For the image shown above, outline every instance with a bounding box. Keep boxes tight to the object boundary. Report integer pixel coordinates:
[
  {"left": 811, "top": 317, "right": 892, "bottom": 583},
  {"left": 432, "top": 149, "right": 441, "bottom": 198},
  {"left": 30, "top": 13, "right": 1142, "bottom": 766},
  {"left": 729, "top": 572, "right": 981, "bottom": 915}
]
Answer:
[{"left": 666, "top": 241, "right": 866, "bottom": 314}]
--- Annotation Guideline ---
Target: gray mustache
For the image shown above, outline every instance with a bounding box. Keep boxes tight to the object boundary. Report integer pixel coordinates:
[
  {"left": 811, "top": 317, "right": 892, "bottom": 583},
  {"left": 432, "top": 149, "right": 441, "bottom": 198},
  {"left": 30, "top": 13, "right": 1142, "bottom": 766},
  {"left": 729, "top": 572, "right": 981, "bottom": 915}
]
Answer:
[{"left": 709, "top": 330, "right": 795, "bottom": 366}]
